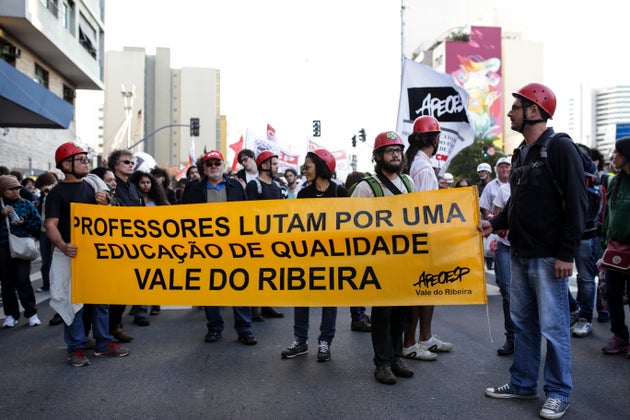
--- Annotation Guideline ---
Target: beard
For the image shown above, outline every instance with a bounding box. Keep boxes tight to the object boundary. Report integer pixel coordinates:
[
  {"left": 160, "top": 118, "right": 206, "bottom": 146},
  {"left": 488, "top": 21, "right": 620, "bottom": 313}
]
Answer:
[{"left": 379, "top": 160, "right": 402, "bottom": 174}]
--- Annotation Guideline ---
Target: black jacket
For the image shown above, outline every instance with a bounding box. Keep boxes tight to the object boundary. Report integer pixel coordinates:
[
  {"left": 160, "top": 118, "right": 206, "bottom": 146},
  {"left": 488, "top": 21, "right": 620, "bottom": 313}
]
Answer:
[
  {"left": 490, "top": 128, "right": 587, "bottom": 262},
  {"left": 181, "top": 176, "right": 247, "bottom": 204}
]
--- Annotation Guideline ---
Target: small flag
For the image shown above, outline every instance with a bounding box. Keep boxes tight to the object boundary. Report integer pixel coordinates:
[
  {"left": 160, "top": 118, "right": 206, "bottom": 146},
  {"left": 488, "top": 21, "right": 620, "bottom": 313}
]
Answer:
[
  {"left": 229, "top": 135, "right": 245, "bottom": 173},
  {"left": 267, "top": 124, "right": 276, "bottom": 141}
]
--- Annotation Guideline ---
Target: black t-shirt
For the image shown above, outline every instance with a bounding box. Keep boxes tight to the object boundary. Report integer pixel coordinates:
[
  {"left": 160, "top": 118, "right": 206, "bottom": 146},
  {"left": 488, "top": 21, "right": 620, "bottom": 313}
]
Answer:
[
  {"left": 246, "top": 178, "right": 284, "bottom": 200},
  {"left": 45, "top": 181, "right": 97, "bottom": 243},
  {"left": 297, "top": 182, "right": 348, "bottom": 198}
]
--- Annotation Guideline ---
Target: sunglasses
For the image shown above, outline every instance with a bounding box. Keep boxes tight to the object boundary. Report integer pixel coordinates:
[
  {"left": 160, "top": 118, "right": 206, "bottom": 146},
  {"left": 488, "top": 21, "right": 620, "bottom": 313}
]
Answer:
[
  {"left": 120, "top": 160, "right": 134, "bottom": 165},
  {"left": 205, "top": 160, "right": 223, "bottom": 167},
  {"left": 73, "top": 157, "right": 90, "bottom": 164}
]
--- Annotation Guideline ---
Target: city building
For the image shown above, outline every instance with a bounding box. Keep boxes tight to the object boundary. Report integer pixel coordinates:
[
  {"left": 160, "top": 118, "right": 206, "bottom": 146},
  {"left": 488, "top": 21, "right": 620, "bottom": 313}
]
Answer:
[
  {"left": 592, "top": 85, "right": 630, "bottom": 156},
  {"left": 413, "top": 25, "right": 543, "bottom": 154},
  {"left": 103, "top": 47, "right": 224, "bottom": 172},
  {"left": 0, "top": 0, "right": 104, "bottom": 175}
]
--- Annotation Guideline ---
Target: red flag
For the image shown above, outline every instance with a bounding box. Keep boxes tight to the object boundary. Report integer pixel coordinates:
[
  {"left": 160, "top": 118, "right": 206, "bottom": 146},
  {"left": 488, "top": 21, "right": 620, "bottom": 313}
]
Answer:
[
  {"left": 266, "top": 124, "right": 276, "bottom": 141},
  {"left": 229, "top": 135, "right": 244, "bottom": 173},
  {"left": 176, "top": 163, "right": 191, "bottom": 180}
]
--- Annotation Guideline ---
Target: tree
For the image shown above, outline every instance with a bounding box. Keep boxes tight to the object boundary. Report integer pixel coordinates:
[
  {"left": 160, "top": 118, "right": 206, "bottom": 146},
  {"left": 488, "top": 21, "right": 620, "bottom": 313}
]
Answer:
[{"left": 447, "top": 139, "right": 505, "bottom": 185}]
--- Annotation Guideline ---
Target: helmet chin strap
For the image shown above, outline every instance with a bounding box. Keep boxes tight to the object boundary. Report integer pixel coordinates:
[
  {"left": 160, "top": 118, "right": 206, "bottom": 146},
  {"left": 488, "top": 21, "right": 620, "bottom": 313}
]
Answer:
[
  {"left": 62, "top": 160, "right": 85, "bottom": 179},
  {"left": 519, "top": 105, "right": 545, "bottom": 132}
]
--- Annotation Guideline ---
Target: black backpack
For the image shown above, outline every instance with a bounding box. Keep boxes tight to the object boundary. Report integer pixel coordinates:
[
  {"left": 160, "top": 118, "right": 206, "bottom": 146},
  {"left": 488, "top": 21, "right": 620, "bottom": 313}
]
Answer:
[{"left": 540, "top": 132, "right": 603, "bottom": 236}]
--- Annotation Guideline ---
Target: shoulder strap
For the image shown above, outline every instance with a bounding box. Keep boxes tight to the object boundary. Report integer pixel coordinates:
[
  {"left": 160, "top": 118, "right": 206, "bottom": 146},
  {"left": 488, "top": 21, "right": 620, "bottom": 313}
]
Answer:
[
  {"left": 365, "top": 176, "right": 384, "bottom": 197},
  {"left": 376, "top": 172, "right": 404, "bottom": 195},
  {"left": 400, "top": 174, "right": 414, "bottom": 193},
  {"left": 255, "top": 178, "right": 262, "bottom": 196}
]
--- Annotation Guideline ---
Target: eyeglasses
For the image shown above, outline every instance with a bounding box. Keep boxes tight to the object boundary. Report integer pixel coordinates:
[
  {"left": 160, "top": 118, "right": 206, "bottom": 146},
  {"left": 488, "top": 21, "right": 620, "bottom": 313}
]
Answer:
[
  {"left": 383, "top": 147, "right": 403, "bottom": 155},
  {"left": 73, "top": 157, "right": 90, "bottom": 164},
  {"left": 119, "top": 160, "right": 134, "bottom": 165},
  {"left": 205, "top": 160, "right": 223, "bottom": 167}
]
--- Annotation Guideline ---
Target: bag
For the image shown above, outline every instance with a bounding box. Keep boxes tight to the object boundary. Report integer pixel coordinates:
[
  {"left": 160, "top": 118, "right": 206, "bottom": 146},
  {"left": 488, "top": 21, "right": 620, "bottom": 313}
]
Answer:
[
  {"left": 2, "top": 199, "right": 39, "bottom": 261},
  {"left": 601, "top": 240, "right": 630, "bottom": 273},
  {"left": 483, "top": 233, "right": 499, "bottom": 258},
  {"left": 541, "top": 133, "right": 603, "bottom": 236},
  {"left": 8, "top": 232, "right": 39, "bottom": 260}
]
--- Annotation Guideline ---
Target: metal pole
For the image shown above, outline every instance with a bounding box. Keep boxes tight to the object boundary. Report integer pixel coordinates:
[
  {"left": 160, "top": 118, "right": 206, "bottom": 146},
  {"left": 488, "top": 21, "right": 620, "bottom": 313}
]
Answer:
[{"left": 129, "top": 123, "right": 190, "bottom": 150}]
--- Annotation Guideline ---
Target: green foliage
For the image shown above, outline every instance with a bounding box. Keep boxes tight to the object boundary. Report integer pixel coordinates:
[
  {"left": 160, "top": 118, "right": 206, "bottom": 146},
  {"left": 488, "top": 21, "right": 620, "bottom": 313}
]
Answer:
[{"left": 446, "top": 139, "right": 505, "bottom": 185}]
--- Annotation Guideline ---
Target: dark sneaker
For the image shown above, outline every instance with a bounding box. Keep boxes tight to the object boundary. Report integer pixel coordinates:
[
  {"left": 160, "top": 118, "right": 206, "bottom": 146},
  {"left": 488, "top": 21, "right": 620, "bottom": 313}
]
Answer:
[
  {"left": 602, "top": 335, "right": 630, "bottom": 354},
  {"left": 597, "top": 311, "right": 609, "bottom": 323},
  {"left": 68, "top": 349, "right": 90, "bottom": 367},
  {"left": 497, "top": 339, "right": 514, "bottom": 356},
  {"left": 204, "top": 331, "right": 221, "bottom": 343},
  {"left": 94, "top": 342, "right": 130, "bottom": 357},
  {"left": 317, "top": 340, "right": 331, "bottom": 362},
  {"left": 133, "top": 316, "right": 150, "bottom": 326},
  {"left": 374, "top": 365, "right": 396, "bottom": 384},
  {"left": 539, "top": 398, "right": 570, "bottom": 419},
  {"left": 281, "top": 339, "right": 308, "bottom": 359},
  {"left": 150, "top": 306, "right": 161, "bottom": 315},
  {"left": 485, "top": 384, "right": 537, "bottom": 399},
  {"left": 391, "top": 358, "right": 414, "bottom": 378},
  {"left": 351, "top": 316, "right": 371, "bottom": 332},
  {"left": 49, "top": 313, "right": 63, "bottom": 326},
  {"left": 238, "top": 332, "right": 257, "bottom": 345}
]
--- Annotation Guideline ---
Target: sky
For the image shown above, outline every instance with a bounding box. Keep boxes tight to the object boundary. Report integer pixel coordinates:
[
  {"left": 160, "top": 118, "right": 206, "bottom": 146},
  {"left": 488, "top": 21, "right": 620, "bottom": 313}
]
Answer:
[{"left": 76, "top": 0, "right": 629, "bottom": 171}]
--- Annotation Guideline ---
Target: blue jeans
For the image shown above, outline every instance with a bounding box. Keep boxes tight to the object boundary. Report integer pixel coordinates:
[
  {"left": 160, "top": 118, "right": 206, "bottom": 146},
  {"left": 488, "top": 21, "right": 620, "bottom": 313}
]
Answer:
[
  {"left": 350, "top": 307, "right": 366, "bottom": 322},
  {"left": 205, "top": 306, "right": 252, "bottom": 335},
  {"left": 293, "top": 307, "right": 337, "bottom": 345},
  {"left": 574, "top": 237, "right": 598, "bottom": 322},
  {"left": 494, "top": 242, "right": 514, "bottom": 339},
  {"left": 64, "top": 305, "right": 112, "bottom": 352},
  {"left": 509, "top": 257, "right": 572, "bottom": 401}
]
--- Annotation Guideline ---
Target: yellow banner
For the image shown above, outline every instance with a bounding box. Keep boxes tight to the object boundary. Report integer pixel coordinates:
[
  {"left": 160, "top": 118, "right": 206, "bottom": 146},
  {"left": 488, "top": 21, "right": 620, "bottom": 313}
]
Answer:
[{"left": 71, "top": 187, "right": 486, "bottom": 306}]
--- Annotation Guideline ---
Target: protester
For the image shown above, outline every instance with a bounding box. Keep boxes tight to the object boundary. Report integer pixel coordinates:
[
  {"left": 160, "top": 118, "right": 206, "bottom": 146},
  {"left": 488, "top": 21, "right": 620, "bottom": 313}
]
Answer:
[
  {"left": 476, "top": 162, "right": 493, "bottom": 196},
  {"left": 455, "top": 178, "right": 471, "bottom": 188},
  {"left": 351, "top": 131, "right": 414, "bottom": 384},
  {"left": 402, "top": 115, "right": 453, "bottom": 361},
  {"left": 181, "top": 150, "right": 257, "bottom": 346},
  {"left": 0, "top": 175, "right": 41, "bottom": 328},
  {"left": 481, "top": 83, "right": 586, "bottom": 419},
  {"left": 108, "top": 149, "right": 148, "bottom": 330},
  {"left": 34, "top": 172, "right": 58, "bottom": 294},
  {"left": 281, "top": 149, "right": 346, "bottom": 362},
  {"left": 438, "top": 172, "right": 454, "bottom": 189},
  {"left": 150, "top": 166, "right": 177, "bottom": 204},
  {"left": 600, "top": 136, "right": 630, "bottom": 357},
  {"left": 235, "top": 148, "right": 258, "bottom": 188},
  {"left": 283, "top": 167, "right": 300, "bottom": 198},
  {"left": 46, "top": 142, "right": 129, "bottom": 366},
  {"left": 246, "top": 150, "right": 285, "bottom": 321}
]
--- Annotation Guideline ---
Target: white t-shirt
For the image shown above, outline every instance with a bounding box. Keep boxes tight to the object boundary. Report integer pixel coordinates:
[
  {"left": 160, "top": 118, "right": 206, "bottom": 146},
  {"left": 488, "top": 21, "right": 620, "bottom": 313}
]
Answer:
[{"left": 409, "top": 151, "right": 438, "bottom": 192}]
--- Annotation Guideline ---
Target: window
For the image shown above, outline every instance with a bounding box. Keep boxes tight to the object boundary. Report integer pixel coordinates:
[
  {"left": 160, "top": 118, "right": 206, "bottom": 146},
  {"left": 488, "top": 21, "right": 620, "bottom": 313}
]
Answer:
[
  {"left": 63, "top": 84, "right": 75, "bottom": 104},
  {"left": 61, "top": 1, "right": 75, "bottom": 33},
  {"left": 34, "top": 63, "right": 49, "bottom": 88},
  {"left": 40, "top": 0, "right": 59, "bottom": 17},
  {"left": 78, "top": 13, "right": 97, "bottom": 58}
]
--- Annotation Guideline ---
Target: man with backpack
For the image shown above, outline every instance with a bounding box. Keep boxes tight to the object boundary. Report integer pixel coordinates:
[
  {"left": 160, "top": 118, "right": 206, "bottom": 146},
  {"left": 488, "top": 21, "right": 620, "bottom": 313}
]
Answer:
[
  {"left": 351, "top": 131, "right": 415, "bottom": 385},
  {"left": 480, "top": 83, "right": 587, "bottom": 419}
]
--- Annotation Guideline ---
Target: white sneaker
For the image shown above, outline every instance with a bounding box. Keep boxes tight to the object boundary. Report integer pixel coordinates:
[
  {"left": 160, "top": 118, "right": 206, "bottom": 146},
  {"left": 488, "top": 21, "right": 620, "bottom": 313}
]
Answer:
[
  {"left": 421, "top": 336, "right": 453, "bottom": 352},
  {"left": 3, "top": 315, "right": 18, "bottom": 328},
  {"left": 402, "top": 343, "right": 437, "bottom": 361},
  {"left": 571, "top": 319, "right": 592, "bottom": 337},
  {"left": 28, "top": 314, "right": 41, "bottom": 327}
]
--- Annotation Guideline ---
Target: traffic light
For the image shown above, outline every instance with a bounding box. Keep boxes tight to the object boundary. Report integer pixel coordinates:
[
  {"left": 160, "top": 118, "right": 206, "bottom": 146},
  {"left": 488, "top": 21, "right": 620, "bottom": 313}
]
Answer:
[
  {"left": 190, "top": 118, "right": 200, "bottom": 137},
  {"left": 482, "top": 145, "right": 489, "bottom": 158},
  {"left": 313, "top": 120, "right": 321, "bottom": 137},
  {"left": 358, "top": 128, "right": 366, "bottom": 142},
  {"left": 351, "top": 135, "right": 357, "bottom": 148}
]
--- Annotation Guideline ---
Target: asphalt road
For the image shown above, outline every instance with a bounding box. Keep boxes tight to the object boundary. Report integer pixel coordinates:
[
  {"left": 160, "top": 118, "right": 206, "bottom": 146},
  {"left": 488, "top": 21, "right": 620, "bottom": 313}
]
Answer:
[{"left": 0, "top": 263, "right": 629, "bottom": 419}]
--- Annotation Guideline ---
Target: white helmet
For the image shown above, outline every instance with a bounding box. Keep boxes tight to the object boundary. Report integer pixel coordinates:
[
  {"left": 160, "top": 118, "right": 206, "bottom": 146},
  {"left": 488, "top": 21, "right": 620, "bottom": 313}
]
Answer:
[
  {"left": 495, "top": 156, "right": 511, "bottom": 169},
  {"left": 477, "top": 162, "right": 492, "bottom": 173}
]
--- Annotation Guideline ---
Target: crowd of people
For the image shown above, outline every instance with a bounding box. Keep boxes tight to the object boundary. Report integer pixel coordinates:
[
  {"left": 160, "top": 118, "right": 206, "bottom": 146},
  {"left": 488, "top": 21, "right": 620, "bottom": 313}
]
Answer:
[{"left": 1, "top": 82, "right": 630, "bottom": 419}]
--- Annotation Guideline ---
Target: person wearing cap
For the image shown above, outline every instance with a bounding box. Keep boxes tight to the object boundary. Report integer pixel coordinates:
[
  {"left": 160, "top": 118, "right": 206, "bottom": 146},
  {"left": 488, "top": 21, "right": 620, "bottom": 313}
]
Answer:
[
  {"left": 476, "top": 162, "right": 493, "bottom": 196},
  {"left": 245, "top": 150, "right": 286, "bottom": 321},
  {"left": 479, "top": 157, "right": 511, "bottom": 219},
  {"left": 181, "top": 150, "right": 258, "bottom": 346},
  {"left": 402, "top": 116, "right": 453, "bottom": 362},
  {"left": 481, "top": 83, "right": 586, "bottom": 419},
  {"left": 46, "top": 142, "right": 130, "bottom": 366},
  {"left": 438, "top": 172, "right": 454, "bottom": 189},
  {"left": 0, "top": 175, "right": 42, "bottom": 329},
  {"left": 600, "top": 137, "right": 630, "bottom": 357}
]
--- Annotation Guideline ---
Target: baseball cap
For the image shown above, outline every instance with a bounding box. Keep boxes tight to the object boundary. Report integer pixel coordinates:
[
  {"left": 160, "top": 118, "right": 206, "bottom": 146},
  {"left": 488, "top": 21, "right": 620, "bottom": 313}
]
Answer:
[{"left": 203, "top": 150, "right": 224, "bottom": 161}]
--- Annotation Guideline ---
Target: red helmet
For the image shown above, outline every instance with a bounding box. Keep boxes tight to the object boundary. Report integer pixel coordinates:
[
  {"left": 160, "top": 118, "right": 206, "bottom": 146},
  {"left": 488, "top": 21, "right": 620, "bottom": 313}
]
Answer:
[
  {"left": 412, "top": 116, "right": 441, "bottom": 134},
  {"left": 55, "top": 142, "right": 87, "bottom": 166},
  {"left": 255, "top": 150, "right": 278, "bottom": 167},
  {"left": 512, "top": 83, "right": 556, "bottom": 118},
  {"left": 374, "top": 131, "right": 404, "bottom": 151},
  {"left": 308, "top": 148, "right": 336, "bottom": 174}
]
